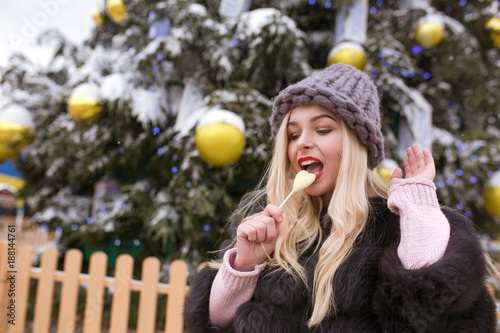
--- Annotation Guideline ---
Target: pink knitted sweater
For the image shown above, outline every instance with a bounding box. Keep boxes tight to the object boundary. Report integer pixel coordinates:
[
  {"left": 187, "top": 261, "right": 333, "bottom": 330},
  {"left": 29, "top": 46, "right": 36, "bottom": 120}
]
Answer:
[{"left": 209, "top": 178, "right": 450, "bottom": 327}]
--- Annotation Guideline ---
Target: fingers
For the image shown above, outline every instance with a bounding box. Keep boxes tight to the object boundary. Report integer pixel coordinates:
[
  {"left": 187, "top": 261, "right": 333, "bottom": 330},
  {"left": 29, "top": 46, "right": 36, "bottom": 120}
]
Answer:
[
  {"left": 237, "top": 204, "right": 283, "bottom": 244},
  {"left": 390, "top": 167, "right": 403, "bottom": 180},
  {"left": 422, "top": 147, "right": 435, "bottom": 168}
]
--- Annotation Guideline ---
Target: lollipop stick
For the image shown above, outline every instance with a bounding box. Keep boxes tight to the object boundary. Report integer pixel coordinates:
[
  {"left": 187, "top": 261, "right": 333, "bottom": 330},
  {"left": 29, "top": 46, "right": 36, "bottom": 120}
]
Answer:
[
  {"left": 261, "top": 171, "right": 316, "bottom": 262},
  {"left": 279, "top": 191, "right": 295, "bottom": 209}
]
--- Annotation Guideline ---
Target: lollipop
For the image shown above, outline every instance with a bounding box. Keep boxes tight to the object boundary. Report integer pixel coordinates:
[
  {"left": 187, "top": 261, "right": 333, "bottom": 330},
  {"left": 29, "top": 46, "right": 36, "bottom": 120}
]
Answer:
[{"left": 279, "top": 170, "right": 316, "bottom": 209}]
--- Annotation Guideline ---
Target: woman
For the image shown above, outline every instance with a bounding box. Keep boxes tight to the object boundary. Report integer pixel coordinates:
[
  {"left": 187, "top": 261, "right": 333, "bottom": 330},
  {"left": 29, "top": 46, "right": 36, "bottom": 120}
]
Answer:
[{"left": 185, "top": 64, "right": 496, "bottom": 332}]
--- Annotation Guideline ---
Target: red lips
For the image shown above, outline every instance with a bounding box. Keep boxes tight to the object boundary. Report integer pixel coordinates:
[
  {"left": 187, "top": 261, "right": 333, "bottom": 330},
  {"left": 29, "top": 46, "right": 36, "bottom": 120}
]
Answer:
[{"left": 298, "top": 156, "right": 324, "bottom": 180}]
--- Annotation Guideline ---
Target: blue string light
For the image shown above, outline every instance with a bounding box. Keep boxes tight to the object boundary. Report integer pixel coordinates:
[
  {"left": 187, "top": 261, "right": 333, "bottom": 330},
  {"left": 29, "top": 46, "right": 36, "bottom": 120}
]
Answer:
[
  {"left": 377, "top": 52, "right": 385, "bottom": 58},
  {"left": 385, "top": 62, "right": 392, "bottom": 68},
  {"left": 56, "top": 227, "right": 63, "bottom": 233},
  {"left": 437, "top": 181, "right": 445, "bottom": 188},
  {"left": 446, "top": 178, "right": 453, "bottom": 185},
  {"left": 371, "top": 72, "right": 378, "bottom": 78},
  {"left": 469, "top": 176, "right": 477, "bottom": 183},
  {"left": 149, "top": 86, "right": 156, "bottom": 92},
  {"left": 203, "top": 224, "right": 210, "bottom": 231},
  {"left": 119, "top": 147, "right": 125, "bottom": 154},
  {"left": 21, "top": 156, "right": 29, "bottom": 162},
  {"left": 370, "top": 7, "right": 376, "bottom": 14},
  {"left": 172, "top": 166, "right": 178, "bottom": 173},
  {"left": 157, "top": 148, "right": 165, "bottom": 155},
  {"left": 459, "top": 0, "right": 467, "bottom": 7},
  {"left": 71, "top": 224, "right": 78, "bottom": 231},
  {"left": 393, "top": 67, "right": 400, "bottom": 74},
  {"left": 114, "top": 239, "right": 121, "bottom": 246},
  {"left": 309, "top": 0, "right": 315, "bottom": 5},
  {"left": 101, "top": 207, "right": 107, "bottom": 213},
  {"left": 464, "top": 211, "right": 471, "bottom": 217},
  {"left": 423, "top": 72, "right": 431, "bottom": 80},
  {"left": 152, "top": 127, "right": 160, "bottom": 134},
  {"left": 325, "top": 1, "right": 332, "bottom": 9},
  {"left": 173, "top": 154, "right": 179, "bottom": 160},
  {"left": 455, "top": 169, "right": 463, "bottom": 176},
  {"left": 376, "top": 0, "right": 383, "bottom": 7},
  {"left": 102, "top": 155, "right": 109, "bottom": 161},
  {"left": 65, "top": 188, "right": 72, "bottom": 195},
  {"left": 87, "top": 217, "right": 93, "bottom": 224},
  {"left": 152, "top": 65, "right": 159, "bottom": 72},
  {"left": 402, "top": 70, "right": 409, "bottom": 77},
  {"left": 134, "top": 239, "right": 141, "bottom": 246},
  {"left": 157, "top": 54, "right": 164, "bottom": 61},
  {"left": 231, "top": 38, "right": 239, "bottom": 47},
  {"left": 41, "top": 223, "right": 48, "bottom": 231},
  {"left": 411, "top": 45, "right": 422, "bottom": 54},
  {"left": 456, "top": 203, "right": 464, "bottom": 210},
  {"left": 470, "top": 155, "right": 477, "bottom": 161}
]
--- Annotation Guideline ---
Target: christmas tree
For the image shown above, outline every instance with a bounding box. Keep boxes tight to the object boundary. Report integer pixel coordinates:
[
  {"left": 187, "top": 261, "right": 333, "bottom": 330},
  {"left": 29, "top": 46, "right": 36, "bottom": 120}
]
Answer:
[{"left": 0, "top": 0, "right": 499, "bottom": 267}]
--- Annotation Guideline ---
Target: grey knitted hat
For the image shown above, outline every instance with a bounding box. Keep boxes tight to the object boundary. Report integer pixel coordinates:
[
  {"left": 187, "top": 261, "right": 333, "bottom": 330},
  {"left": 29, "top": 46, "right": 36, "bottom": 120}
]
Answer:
[{"left": 271, "top": 63, "right": 384, "bottom": 169}]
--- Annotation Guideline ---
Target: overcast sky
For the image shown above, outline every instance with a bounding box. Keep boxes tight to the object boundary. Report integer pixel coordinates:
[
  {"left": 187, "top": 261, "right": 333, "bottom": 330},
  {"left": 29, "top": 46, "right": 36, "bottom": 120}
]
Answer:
[{"left": 0, "top": 0, "right": 97, "bottom": 66}]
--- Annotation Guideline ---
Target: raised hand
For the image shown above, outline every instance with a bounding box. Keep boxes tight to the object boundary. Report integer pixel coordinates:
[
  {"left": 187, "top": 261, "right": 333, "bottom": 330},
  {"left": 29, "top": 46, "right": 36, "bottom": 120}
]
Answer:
[
  {"left": 233, "top": 204, "right": 283, "bottom": 272},
  {"left": 389, "top": 143, "right": 436, "bottom": 187}
]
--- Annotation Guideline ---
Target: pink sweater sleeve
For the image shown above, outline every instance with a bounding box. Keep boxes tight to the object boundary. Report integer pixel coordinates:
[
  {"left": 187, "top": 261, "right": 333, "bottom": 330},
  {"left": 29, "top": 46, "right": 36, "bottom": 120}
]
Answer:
[
  {"left": 209, "top": 248, "right": 267, "bottom": 327},
  {"left": 388, "top": 178, "right": 450, "bottom": 270}
]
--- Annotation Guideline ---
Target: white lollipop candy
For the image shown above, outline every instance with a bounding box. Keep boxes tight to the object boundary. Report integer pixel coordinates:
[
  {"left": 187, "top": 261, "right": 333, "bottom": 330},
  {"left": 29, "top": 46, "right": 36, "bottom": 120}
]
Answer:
[{"left": 279, "top": 170, "right": 316, "bottom": 209}]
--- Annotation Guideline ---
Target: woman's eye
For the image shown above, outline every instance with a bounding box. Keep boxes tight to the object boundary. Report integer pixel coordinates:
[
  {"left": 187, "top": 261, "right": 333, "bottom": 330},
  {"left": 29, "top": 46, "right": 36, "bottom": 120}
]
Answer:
[
  {"left": 317, "top": 129, "right": 332, "bottom": 135},
  {"left": 288, "top": 133, "right": 300, "bottom": 140}
]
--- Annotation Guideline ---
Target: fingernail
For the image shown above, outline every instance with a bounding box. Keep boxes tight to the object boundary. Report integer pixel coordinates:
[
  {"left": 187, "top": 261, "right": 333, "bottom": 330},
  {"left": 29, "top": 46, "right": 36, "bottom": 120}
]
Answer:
[{"left": 278, "top": 216, "right": 283, "bottom": 222}]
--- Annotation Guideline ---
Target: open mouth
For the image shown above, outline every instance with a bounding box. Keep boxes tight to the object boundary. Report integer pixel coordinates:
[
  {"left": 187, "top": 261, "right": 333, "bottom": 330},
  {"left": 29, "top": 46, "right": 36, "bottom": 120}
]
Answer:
[{"left": 299, "top": 157, "right": 324, "bottom": 178}]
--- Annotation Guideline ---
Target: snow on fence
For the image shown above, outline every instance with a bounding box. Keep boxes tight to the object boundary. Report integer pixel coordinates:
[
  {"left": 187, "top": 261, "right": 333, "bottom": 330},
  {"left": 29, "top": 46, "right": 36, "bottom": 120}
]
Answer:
[{"left": 0, "top": 241, "right": 195, "bottom": 333}]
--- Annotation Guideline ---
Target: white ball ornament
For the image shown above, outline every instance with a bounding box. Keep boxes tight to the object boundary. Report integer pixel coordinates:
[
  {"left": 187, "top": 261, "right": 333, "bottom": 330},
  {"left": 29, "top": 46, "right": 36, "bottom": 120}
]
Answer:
[
  {"left": 195, "top": 109, "right": 246, "bottom": 167},
  {"left": 484, "top": 171, "right": 500, "bottom": 217}
]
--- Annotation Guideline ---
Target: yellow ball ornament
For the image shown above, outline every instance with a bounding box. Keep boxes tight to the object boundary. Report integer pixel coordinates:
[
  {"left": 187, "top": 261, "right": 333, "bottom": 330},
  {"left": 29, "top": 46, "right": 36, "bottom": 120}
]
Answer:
[
  {"left": 68, "top": 84, "right": 103, "bottom": 123},
  {"left": 0, "top": 104, "right": 34, "bottom": 157},
  {"left": 485, "top": 17, "right": 500, "bottom": 49},
  {"left": 374, "top": 159, "right": 399, "bottom": 185},
  {"left": 0, "top": 144, "right": 16, "bottom": 163},
  {"left": 92, "top": 7, "right": 104, "bottom": 26},
  {"left": 195, "top": 110, "right": 246, "bottom": 167},
  {"left": 484, "top": 171, "right": 500, "bottom": 217},
  {"left": 106, "top": 0, "right": 127, "bottom": 24},
  {"left": 414, "top": 20, "right": 445, "bottom": 49},
  {"left": 327, "top": 42, "right": 367, "bottom": 70}
]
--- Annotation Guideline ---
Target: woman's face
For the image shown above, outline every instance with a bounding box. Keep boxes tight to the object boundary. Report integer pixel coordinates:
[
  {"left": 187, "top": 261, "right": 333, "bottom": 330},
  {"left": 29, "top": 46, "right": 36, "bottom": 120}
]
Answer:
[{"left": 287, "top": 104, "right": 343, "bottom": 205}]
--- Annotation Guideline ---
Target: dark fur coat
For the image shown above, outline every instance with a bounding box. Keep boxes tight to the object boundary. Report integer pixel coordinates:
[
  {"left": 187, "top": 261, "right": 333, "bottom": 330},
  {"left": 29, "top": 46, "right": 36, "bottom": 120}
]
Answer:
[{"left": 185, "top": 193, "right": 496, "bottom": 332}]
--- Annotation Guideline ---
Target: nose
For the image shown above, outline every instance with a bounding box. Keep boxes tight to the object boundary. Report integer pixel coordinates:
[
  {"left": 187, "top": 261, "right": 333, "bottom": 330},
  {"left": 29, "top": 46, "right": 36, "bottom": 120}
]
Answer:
[{"left": 296, "top": 132, "right": 314, "bottom": 150}]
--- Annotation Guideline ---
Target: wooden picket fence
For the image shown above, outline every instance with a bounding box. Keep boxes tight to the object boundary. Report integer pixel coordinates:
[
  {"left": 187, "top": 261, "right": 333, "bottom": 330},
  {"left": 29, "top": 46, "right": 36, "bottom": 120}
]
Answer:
[{"left": 0, "top": 241, "right": 197, "bottom": 333}]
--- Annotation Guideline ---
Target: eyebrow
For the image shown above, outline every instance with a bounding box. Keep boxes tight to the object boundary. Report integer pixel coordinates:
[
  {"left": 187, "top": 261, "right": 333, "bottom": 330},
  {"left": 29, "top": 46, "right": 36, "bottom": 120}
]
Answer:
[{"left": 288, "top": 114, "right": 337, "bottom": 126}]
